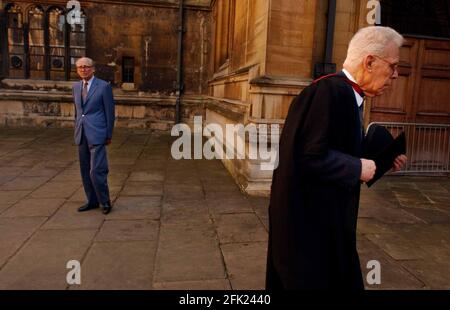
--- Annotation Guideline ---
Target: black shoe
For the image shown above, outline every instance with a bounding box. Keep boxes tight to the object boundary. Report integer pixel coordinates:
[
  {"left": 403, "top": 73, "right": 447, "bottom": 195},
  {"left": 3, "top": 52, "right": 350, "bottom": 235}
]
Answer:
[
  {"left": 78, "top": 203, "right": 99, "bottom": 212},
  {"left": 102, "top": 201, "right": 112, "bottom": 215}
]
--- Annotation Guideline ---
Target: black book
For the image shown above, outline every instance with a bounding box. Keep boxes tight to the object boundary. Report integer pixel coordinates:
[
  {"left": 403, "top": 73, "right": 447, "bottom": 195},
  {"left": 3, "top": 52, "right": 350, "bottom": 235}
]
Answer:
[{"left": 362, "top": 124, "right": 407, "bottom": 187}]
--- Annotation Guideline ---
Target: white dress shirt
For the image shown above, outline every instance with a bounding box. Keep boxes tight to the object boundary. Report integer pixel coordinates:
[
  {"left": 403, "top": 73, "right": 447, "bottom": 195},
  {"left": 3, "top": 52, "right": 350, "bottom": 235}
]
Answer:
[{"left": 342, "top": 69, "right": 364, "bottom": 108}]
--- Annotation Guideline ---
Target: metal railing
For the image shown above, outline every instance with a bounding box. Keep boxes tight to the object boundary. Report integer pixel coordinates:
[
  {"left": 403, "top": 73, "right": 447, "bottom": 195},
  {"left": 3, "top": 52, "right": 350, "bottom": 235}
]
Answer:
[{"left": 367, "top": 122, "right": 450, "bottom": 175}]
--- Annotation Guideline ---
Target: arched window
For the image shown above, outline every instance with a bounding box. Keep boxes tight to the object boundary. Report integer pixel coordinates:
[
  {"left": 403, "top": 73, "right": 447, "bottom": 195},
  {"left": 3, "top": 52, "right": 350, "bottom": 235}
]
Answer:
[
  {"left": 48, "top": 7, "right": 66, "bottom": 80},
  {"left": 6, "top": 4, "right": 25, "bottom": 78},
  {"left": 28, "top": 5, "right": 45, "bottom": 79},
  {"left": 3, "top": 3, "right": 87, "bottom": 80}
]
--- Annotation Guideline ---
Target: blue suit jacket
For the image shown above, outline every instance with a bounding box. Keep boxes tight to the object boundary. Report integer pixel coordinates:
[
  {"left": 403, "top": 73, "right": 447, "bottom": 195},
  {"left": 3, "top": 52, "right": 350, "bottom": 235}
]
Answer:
[{"left": 72, "top": 77, "right": 115, "bottom": 145}]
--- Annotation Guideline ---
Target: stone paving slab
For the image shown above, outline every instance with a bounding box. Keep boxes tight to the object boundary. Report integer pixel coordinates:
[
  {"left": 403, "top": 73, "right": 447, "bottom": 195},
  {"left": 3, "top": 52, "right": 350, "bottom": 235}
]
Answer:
[
  {"left": 41, "top": 202, "right": 105, "bottom": 230},
  {"left": 30, "top": 181, "right": 81, "bottom": 199},
  {"left": 164, "top": 184, "right": 205, "bottom": 201},
  {"left": 72, "top": 241, "right": 156, "bottom": 290},
  {"left": 364, "top": 233, "right": 427, "bottom": 260},
  {"left": 20, "top": 167, "right": 62, "bottom": 178},
  {"left": 0, "top": 176, "right": 50, "bottom": 191},
  {"left": 107, "top": 196, "right": 161, "bottom": 220},
  {"left": 153, "top": 279, "right": 231, "bottom": 290},
  {"left": 213, "top": 213, "right": 268, "bottom": 244},
  {"left": 0, "top": 217, "right": 47, "bottom": 267},
  {"left": 161, "top": 200, "right": 211, "bottom": 225},
  {"left": 358, "top": 203, "right": 424, "bottom": 224},
  {"left": 0, "top": 128, "right": 449, "bottom": 290},
  {"left": 0, "top": 175, "right": 18, "bottom": 186},
  {"left": 128, "top": 171, "right": 165, "bottom": 182},
  {"left": 206, "top": 197, "right": 254, "bottom": 215},
  {"left": 154, "top": 222, "right": 226, "bottom": 283},
  {"left": 357, "top": 218, "right": 396, "bottom": 235},
  {"left": 0, "top": 229, "right": 96, "bottom": 289},
  {"left": 400, "top": 259, "right": 450, "bottom": 289},
  {"left": 357, "top": 238, "right": 425, "bottom": 289},
  {"left": 0, "top": 190, "right": 31, "bottom": 205},
  {"left": 0, "top": 198, "right": 65, "bottom": 218},
  {"left": 95, "top": 219, "right": 159, "bottom": 242},
  {"left": 122, "top": 181, "right": 164, "bottom": 196},
  {"left": 399, "top": 207, "right": 450, "bottom": 224},
  {"left": 220, "top": 242, "right": 267, "bottom": 290}
]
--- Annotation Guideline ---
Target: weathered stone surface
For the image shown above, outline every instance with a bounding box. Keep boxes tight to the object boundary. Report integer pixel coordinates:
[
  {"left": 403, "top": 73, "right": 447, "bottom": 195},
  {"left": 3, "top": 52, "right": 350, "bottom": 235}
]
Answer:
[
  {"left": 128, "top": 171, "right": 165, "bottom": 182},
  {"left": 358, "top": 204, "right": 424, "bottom": 224},
  {"left": 107, "top": 196, "right": 162, "bottom": 220},
  {"left": 399, "top": 207, "right": 450, "bottom": 224},
  {"left": 357, "top": 218, "right": 395, "bottom": 235},
  {"left": 0, "top": 229, "right": 96, "bottom": 289},
  {"left": 30, "top": 181, "right": 81, "bottom": 199},
  {"left": 364, "top": 233, "right": 427, "bottom": 260},
  {"left": 221, "top": 242, "right": 267, "bottom": 290},
  {"left": 214, "top": 213, "right": 268, "bottom": 244},
  {"left": 401, "top": 259, "right": 450, "bottom": 289},
  {"left": 0, "top": 217, "right": 47, "bottom": 267},
  {"left": 0, "top": 129, "right": 449, "bottom": 290},
  {"left": 153, "top": 279, "right": 231, "bottom": 290},
  {"left": 0, "top": 190, "right": 30, "bottom": 205},
  {"left": 164, "top": 184, "right": 205, "bottom": 200},
  {"left": 0, "top": 176, "right": 49, "bottom": 191},
  {"left": 72, "top": 241, "right": 156, "bottom": 290},
  {"left": 357, "top": 238, "right": 425, "bottom": 289},
  {"left": 41, "top": 202, "right": 105, "bottom": 230},
  {"left": 206, "top": 197, "right": 254, "bottom": 215},
  {"left": 95, "top": 220, "right": 159, "bottom": 242},
  {"left": 161, "top": 200, "right": 211, "bottom": 225},
  {"left": 1, "top": 198, "right": 65, "bottom": 218},
  {"left": 122, "top": 182, "right": 164, "bottom": 196},
  {"left": 154, "top": 222, "right": 225, "bottom": 282},
  {"left": 248, "top": 197, "right": 269, "bottom": 231}
]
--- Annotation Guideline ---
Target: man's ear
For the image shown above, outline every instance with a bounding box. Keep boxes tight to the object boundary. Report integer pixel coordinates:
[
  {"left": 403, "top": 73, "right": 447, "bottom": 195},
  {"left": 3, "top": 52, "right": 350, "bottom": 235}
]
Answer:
[{"left": 364, "top": 55, "right": 376, "bottom": 72}]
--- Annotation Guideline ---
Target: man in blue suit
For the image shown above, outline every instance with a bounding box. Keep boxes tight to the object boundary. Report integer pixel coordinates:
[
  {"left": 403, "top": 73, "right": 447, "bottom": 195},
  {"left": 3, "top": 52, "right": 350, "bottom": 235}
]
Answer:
[{"left": 73, "top": 57, "right": 115, "bottom": 214}]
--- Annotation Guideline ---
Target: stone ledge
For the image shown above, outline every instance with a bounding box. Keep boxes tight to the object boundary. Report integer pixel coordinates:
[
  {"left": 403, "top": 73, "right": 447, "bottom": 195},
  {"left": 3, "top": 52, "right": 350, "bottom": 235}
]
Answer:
[
  {"left": 249, "top": 75, "right": 312, "bottom": 88},
  {"left": 205, "top": 98, "right": 249, "bottom": 123},
  {"left": 0, "top": 90, "right": 207, "bottom": 107}
]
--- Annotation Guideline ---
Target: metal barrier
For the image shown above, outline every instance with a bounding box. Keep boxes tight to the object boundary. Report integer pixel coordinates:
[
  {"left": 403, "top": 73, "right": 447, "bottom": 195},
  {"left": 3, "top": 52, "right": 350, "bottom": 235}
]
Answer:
[{"left": 367, "top": 122, "right": 450, "bottom": 175}]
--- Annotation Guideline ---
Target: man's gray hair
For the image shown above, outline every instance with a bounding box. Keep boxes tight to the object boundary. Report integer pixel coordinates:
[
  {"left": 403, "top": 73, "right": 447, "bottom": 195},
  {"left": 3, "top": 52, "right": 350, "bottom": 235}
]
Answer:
[
  {"left": 343, "top": 26, "right": 404, "bottom": 70},
  {"left": 76, "top": 57, "right": 96, "bottom": 67}
]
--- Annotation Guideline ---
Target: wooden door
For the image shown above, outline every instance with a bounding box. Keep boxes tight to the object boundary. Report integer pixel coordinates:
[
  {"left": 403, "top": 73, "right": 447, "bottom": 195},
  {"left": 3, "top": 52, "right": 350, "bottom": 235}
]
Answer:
[{"left": 368, "top": 36, "right": 450, "bottom": 172}]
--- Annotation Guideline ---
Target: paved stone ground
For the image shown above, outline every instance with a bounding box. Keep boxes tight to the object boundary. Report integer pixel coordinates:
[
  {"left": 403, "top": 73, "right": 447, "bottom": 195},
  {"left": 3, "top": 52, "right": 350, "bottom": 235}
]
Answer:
[{"left": 0, "top": 128, "right": 449, "bottom": 290}]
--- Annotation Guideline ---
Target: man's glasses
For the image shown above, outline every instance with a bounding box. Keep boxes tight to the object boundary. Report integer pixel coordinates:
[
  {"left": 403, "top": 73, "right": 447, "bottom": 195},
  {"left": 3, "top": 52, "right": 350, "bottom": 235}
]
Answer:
[
  {"left": 373, "top": 55, "right": 399, "bottom": 76},
  {"left": 76, "top": 65, "right": 93, "bottom": 70}
]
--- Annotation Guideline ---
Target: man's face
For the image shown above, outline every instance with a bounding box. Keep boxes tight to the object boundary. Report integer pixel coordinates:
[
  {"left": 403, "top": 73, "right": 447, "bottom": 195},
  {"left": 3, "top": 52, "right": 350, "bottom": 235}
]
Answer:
[
  {"left": 363, "top": 44, "right": 400, "bottom": 97},
  {"left": 76, "top": 58, "right": 95, "bottom": 81}
]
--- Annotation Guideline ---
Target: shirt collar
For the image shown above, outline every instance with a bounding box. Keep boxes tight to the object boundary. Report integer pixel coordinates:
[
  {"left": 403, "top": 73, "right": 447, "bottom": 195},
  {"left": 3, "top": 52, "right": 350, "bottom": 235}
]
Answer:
[
  {"left": 342, "top": 69, "right": 364, "bottom": 107},
  {"left": 82, "top": 75, "right": 95, "bottom": 85}
]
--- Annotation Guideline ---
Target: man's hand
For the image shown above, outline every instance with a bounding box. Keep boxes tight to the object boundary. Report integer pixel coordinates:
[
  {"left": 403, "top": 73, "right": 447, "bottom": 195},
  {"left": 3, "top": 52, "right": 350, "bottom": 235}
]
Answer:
[
  {"left": 360, "top": 158, "right": 376, "bottom": 183},
  {"left": 392, "top": 154, "right": 407, "bottom": 172},
  {"left": 105, "top": 139, "right": 112, "bottom": 145}
]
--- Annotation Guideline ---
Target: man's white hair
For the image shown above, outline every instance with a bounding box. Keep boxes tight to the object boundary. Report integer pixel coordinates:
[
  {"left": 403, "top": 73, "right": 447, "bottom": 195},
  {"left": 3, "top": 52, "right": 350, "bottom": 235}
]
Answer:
[
  {"left": 76, "top": 57, "right": 95, "bottom": 67},
  {"left": 343, "top": 26, "right": 404, "bottom": 70}
]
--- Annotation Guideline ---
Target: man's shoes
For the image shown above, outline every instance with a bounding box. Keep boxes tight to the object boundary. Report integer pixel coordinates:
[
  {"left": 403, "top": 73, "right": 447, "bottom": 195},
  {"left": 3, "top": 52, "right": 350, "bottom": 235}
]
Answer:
[
  {"left": 78, "top": 203, "right": 99, "bottom": 212},
  {"left": 102, "top": 201, "right": 112, "bottom": 215}
]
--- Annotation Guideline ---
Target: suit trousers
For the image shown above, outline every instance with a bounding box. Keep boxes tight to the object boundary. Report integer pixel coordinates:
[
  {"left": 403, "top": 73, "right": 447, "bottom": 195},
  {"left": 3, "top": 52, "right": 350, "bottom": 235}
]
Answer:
[{"left": 78, "top": 129, "right": 110, "bottom": 205}]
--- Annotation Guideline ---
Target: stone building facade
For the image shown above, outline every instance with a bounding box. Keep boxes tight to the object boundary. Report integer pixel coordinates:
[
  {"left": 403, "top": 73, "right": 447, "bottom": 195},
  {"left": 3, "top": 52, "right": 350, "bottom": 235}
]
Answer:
[{"left": 0, "top": 0, "right": 211, "bottom": 129}]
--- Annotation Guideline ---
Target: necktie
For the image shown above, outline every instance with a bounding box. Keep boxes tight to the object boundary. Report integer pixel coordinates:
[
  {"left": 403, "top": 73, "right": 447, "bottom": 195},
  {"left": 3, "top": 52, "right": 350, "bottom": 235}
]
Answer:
[{"left": 82, "top": 81, "right": 88, "bottom": 104}]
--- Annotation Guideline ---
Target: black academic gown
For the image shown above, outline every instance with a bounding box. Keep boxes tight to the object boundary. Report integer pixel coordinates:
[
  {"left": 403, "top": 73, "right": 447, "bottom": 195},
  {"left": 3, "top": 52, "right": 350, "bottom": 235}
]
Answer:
[{"left": 266, "top": 73, "right": 365, "bottom": 290}]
